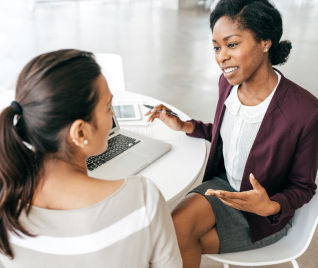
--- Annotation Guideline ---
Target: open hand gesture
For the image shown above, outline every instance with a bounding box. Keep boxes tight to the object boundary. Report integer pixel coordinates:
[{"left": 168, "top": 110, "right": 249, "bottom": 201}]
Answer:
[{"left": 205, "top": 174, "right": 281, "bottom": 217}]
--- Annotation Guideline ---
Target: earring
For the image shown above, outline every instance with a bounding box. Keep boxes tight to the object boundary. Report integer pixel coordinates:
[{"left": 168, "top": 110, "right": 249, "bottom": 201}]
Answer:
[
  {"left": 83, "top": 139, "right": 88, "bottom": 145},
  {"left": 264, "top": 48, "right": 268, "bottom": 52},
  {"left": 72, "top": 138, "right": 76, "bottom": 143}
]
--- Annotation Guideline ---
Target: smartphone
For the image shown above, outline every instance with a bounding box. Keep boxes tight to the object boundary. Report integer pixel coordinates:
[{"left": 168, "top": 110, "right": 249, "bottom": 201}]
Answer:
[{"left": 112, "top": 104, "right": 141, "bottom": 121}]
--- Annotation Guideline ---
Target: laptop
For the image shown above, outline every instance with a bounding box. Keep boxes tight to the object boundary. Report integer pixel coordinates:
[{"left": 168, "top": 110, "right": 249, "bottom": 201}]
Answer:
[{"left": 87, "top": 111, "right": 171, "bottom": 180}]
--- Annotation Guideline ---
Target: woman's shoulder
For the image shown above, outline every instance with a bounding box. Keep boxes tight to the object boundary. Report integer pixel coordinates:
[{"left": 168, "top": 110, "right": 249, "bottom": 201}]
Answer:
[
  {"left": 273, "top": 72, "right": 318, "bottom": 135},
  {"left": 81, "top": 175, "right": 160, "bottom": 209},
  {"left": 81, "top": 175, "right": 161, "bottom": 210},
  {"left": 127, "top": 175, "right": 164, "bottom": 215},
  {"left": 281, "top": 75, "right": 318, "bottom": 105}
]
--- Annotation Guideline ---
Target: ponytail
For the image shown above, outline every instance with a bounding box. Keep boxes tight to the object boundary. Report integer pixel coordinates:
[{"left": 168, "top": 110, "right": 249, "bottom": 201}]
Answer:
[{"left": 0, "top": 106, "right": 42, "bottom": 258}]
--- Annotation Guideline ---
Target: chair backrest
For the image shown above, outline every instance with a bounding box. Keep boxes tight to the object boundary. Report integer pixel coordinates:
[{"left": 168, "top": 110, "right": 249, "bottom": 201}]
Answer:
[
  {"left": 94, "top": 53, "right": 126, "bottom": 93},
  {"left": 284, "top": 174, "right": 318, "bottom": 258}
]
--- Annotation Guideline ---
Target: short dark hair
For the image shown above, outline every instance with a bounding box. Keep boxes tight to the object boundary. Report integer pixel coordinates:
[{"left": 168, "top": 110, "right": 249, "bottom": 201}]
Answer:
[
  {"left": 0, "top": 49, "right": 101, "bottom": 258},
  {"left": 210, "top": 0, "right": 292, "bottom": 65}
]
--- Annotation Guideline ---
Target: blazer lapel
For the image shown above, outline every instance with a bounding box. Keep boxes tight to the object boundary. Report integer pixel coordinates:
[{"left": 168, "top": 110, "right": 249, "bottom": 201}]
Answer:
[{"left": 240, "top": 70, "right": 290, "bottom": 190}]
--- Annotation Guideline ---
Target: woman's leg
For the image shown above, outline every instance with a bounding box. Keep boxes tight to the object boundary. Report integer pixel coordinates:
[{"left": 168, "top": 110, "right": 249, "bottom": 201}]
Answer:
[{"left": 172, "top": 193, "right": 220, "bottom": 268}]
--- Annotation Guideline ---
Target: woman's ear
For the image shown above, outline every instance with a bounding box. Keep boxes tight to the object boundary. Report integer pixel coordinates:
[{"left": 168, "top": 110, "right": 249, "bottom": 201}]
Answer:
[
  {"left": 262, "top": 39, "right": 272, "bottom": 53},
  {"left": 69, "top": 119, "right": 89, "bottom": 148}
]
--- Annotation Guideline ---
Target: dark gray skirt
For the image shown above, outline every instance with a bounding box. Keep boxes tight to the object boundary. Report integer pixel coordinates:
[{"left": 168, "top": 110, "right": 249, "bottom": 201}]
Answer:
[{"left": 188, "top": 175, "right": 292, "bottom": 253}]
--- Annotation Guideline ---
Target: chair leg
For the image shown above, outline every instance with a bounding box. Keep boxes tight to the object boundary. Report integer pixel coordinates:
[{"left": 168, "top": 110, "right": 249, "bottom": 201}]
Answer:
[
  {"left": 291, "top": 260, "right": 299, "bottom": 268},
  {"left": 223, "top": 264, "right": 229, "bottom": 268}
]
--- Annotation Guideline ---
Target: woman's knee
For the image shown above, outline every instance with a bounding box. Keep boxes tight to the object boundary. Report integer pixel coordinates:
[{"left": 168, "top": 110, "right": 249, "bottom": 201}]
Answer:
[
  {"left": 171, "top": 201, "right": 193, "bottom": 238},
  {"left": 172, "top": 193, "right": 216, "bottom": 238}
]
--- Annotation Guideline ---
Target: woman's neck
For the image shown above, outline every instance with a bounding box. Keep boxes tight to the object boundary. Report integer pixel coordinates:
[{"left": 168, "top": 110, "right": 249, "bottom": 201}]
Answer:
[
  {"left": 238, "top": 64, "right": 278, "bottom": 106},
  {"left": 32, "top": 158, "right": 88, "bottom": 208},
  {"left": 32, "top": 157, "right": 125, "bottom": 210},
  {"left": 41, "top": 157, "right": 88, "bottom": 182}
]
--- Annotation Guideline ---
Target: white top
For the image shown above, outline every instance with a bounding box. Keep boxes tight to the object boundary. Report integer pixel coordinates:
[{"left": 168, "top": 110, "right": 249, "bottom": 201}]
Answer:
[
  {"left": 0, "top": 176, "right": 182, "bottom": 268},
  {"left": 220, "top": 71, "right": 281, "bottom": 191}
]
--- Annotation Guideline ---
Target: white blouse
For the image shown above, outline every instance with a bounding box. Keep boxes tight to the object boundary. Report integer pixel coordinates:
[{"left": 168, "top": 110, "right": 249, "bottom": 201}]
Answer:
[{"left": 220, "top": 71, "right": 281, "bottom": 191}]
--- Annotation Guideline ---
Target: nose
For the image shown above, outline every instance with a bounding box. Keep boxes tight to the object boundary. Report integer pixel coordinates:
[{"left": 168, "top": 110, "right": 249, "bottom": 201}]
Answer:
[{"left": 216, "top": 48, "right": 230, "bottom": 64}]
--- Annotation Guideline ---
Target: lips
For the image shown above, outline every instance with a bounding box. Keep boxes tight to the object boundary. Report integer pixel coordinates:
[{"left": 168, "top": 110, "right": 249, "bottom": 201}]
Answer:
[
  {"left": 221, "top": 66, "right": 239, "bottom": 79},
  {"left": 222, "top": 66, "right": 239, "bottom": 73}
]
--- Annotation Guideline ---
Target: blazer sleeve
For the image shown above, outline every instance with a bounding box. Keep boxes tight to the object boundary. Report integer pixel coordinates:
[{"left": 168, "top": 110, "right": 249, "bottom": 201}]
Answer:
[
  {"left": 269, "top": 110, "right": 318, "bottom": 225},
  {"left": 186, "top": 119, "right": 213, "bottom": 141}
]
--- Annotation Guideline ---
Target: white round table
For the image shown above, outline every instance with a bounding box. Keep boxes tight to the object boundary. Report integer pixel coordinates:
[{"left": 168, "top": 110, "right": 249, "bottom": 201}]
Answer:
[{"left": 113, "top": 91, "right": 208, "bottom": 209}]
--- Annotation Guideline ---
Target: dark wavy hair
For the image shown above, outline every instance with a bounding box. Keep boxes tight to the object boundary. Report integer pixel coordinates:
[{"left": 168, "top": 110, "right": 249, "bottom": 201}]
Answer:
[
  {"left": 210, "top": 0, "right": 292, "bottom": 65},
  {"left": 0, "top": 49, "right": 101, "bottom": 258}
]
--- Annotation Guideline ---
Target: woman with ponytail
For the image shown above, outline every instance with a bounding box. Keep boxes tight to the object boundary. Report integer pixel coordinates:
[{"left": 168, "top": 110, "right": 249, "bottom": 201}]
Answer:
[
  {"left": 0, "top": 49, "right": 182, "bottom": 267},
  {"left": 146, "top": 0, "right": 318, "bottom": 267}
]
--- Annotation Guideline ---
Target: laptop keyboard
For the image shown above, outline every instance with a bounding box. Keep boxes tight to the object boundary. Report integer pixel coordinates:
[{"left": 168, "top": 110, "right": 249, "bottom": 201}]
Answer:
[{"left": 86, "top": 134, "right": 141, "bottom": 171}]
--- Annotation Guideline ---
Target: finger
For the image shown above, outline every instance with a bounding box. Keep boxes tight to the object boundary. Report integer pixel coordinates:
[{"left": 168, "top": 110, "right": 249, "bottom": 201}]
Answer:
[
  {"left": 218, "top": 195, "right": 248, "bottom": 207},
  {"left": 159, "top": 109, "right": 172, "bottom": 120},
  {"left": 217, "top": 190, "right": 247, "bottom": 201},
  {"left": 249, "top": 173, "right": 262, "bottom": 190},
  {"left": 217, "top": 197, "right": 244, "bottom": 211},
  {"left": 147, "top": 112, "right": 155, "bottom": 122},
  {"left": 205, "top": 189, "right": 218, "bottom": 196},
  {"left": 147, "top": 111, "right": 161, "bottom": 122},
  {"left": 152, "top": 104, "right": 165, "bottom": 114},
  {"left": 145, "top": 108, "right": 159, "bottom": 118}
]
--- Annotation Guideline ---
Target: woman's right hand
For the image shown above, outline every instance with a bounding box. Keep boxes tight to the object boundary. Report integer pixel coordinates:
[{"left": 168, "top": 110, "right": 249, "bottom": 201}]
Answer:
[{"left": 145, "top": 104, "right": 186, "bottom": 132}]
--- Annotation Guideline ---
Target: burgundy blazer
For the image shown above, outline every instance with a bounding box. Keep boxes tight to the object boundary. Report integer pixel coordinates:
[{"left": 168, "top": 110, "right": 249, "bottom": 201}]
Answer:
[{"left": 188, "top": 70, "right": 318, "bottom": 242}]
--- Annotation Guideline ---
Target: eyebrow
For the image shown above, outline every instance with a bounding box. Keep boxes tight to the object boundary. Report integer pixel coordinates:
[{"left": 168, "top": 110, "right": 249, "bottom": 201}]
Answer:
[{"left": 212, "top": 34, "right": 241, "bottom": 43}]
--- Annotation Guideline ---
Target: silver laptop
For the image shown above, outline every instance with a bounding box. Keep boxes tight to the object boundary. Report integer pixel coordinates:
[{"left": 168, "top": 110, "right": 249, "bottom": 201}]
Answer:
[{"left": 87, "top": 112, "right": 171, "bottom": 180}]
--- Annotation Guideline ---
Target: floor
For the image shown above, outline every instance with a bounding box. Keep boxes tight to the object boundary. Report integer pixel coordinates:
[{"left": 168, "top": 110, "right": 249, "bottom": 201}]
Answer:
[{"left": 0, "top": 0, "right": 317, "bottom": 267}]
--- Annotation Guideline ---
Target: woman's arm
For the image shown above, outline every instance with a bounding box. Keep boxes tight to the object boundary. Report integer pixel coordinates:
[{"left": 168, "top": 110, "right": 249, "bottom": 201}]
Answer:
[
  {"left": 268, "top": 111, "right": 318, "bottom": 223},
  {"left": 186, "top": 119, "right": 213, "bottom": 141}
]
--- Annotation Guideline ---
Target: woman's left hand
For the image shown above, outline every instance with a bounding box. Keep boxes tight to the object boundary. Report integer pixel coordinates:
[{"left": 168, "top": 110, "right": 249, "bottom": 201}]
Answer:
[{"left": 205, "top": 173, "right": 281, "bottom": 217}]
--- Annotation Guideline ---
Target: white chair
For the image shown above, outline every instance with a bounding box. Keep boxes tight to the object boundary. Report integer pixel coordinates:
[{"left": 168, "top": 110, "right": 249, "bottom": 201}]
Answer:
[
  {"left": 94, "top": 53, "right": 126, "bottom": 93},
  {"left": 205, "top": 174, "right": 318, "bottom": 268}
]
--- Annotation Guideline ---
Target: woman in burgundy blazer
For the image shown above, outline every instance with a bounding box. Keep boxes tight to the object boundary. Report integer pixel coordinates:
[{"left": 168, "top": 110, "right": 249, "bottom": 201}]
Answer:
[
  {"left": 146, "top": 0, "right": 318, "bottom": 267},
  {"left": 189, "top": 70, "right": 318, "bottom": 241}
]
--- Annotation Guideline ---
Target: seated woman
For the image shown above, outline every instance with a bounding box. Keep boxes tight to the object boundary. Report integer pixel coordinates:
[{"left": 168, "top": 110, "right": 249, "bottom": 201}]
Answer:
[
  {"left": 146, "top": 0, "right": 318, "bottom": 267},
  {"left": 0, "top": 49, "right": 182, "bottom": 268}
]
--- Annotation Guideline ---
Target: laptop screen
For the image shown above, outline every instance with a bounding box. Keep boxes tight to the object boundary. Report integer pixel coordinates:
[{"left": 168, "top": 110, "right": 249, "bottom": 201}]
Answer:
[
  {"left": 109, "top": 108, "right": 120, "bottom": 137},
  {"left": 111, "top": 117, "right": 116, "bottom": 129}
]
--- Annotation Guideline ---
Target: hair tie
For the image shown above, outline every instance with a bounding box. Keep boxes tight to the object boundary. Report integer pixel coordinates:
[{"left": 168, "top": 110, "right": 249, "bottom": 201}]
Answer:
[{"left": 11, "top": 101, "right": 23, "bottom": 115}]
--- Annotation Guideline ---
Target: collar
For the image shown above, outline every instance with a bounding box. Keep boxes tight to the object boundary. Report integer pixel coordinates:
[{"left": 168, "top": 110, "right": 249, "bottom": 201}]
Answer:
[{"left": 224, "top": 71, "right": 281, "bottom": 123}]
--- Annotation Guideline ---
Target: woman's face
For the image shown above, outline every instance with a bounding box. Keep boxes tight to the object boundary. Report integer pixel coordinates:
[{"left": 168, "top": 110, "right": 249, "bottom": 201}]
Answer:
[
  {"left": 212, "top": 16, "right": 268, "bottom": 85},
  {"left": 88, "top": 74, "right": 114, "bottom": 156}
]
